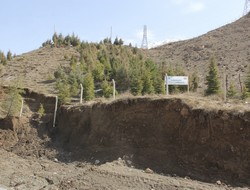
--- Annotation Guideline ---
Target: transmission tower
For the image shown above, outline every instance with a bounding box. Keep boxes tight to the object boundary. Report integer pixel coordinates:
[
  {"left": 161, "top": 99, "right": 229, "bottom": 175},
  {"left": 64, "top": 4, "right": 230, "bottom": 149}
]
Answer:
[
  {"left": 141, "top": 25, "right": 148, "bottom": 49},
  {"left": 243, "top": 0, "right": 250, "bottom": 16}
]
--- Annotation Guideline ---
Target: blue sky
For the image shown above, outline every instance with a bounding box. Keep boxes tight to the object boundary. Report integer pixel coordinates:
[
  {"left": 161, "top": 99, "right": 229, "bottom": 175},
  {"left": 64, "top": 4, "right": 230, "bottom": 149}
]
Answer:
[{"left": 0, "top": 0, "right": 246, "bottom": 55}]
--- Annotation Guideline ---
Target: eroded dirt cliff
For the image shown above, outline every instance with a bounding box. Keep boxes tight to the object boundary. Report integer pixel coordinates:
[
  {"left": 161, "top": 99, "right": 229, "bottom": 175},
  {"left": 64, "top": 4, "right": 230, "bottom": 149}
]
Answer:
[{"left": 56, "top": 97, "right": 250, "bottom": 185}]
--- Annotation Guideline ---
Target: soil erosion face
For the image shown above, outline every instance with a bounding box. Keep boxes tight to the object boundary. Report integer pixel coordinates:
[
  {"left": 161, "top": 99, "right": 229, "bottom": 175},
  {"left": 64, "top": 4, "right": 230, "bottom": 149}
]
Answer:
[{"left": 56, "top": 97, "right": 250, "bottom": 185}]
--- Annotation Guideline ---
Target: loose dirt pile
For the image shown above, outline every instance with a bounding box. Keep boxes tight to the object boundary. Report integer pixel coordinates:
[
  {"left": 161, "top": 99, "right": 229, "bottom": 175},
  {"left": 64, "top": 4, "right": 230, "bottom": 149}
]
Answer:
[{"left": 0, "top": 95, "right": 250, "bottom": 189}]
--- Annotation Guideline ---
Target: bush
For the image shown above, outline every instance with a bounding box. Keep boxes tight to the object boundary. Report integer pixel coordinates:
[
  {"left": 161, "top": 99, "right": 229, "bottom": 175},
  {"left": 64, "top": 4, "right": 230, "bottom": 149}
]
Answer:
[{"left": 38, "top": 103, "right": 45, "bottom": 117}]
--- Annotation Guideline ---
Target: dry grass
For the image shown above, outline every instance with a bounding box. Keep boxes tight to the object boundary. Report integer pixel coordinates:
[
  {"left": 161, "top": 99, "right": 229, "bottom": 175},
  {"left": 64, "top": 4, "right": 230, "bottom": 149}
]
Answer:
[{"left": 68, "top": 91, "right": 250, "bottom": 113}]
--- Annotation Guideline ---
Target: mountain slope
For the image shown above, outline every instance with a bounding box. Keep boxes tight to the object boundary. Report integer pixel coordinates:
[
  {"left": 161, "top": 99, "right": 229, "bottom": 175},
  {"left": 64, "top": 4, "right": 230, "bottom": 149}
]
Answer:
[
  {"left": 148, "top": 13, "right": 250, "bottom": 90},
  {"left": 0, "top": 46, "right": 79, "bottom": 95}
]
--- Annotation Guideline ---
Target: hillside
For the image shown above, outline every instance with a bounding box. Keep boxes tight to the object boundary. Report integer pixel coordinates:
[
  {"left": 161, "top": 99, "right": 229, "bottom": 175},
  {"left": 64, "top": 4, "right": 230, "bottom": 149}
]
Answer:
[
  {"left": 148, "top": 13, "right": 250, "bottom": 91},
  {"left": 0, "top": 46, "right": 78, "bottom": 95},
  {"left": 0, "top": 37, "right": 167, "bottom": 103}
]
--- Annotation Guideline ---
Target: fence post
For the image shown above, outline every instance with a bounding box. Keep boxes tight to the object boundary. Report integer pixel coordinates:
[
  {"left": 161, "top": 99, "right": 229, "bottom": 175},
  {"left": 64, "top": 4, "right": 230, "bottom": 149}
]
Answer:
[
  {"left": 53, "top": 96, "right": 58, "bottom": 128},
  {"left": 165, "top": 74, "right": 169, "bottom": 95},
  {"left": 112, "top": 79, "right": 116, "bottom": 100},
  {"left": 80, "top": 84, "right": 83, "bottom": 103}
]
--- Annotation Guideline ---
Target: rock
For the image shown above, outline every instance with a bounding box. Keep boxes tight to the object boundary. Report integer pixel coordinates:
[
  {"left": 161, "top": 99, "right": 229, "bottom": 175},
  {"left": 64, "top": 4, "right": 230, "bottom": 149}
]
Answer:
[
  {"left": 216, "top": 180, "right": 222, "bottom": 185},
  {"left": 145, "top": 168, "right": 154, "bottom": 174},
  {"left": 54, "top": 158, "right": 58, "bottom": 162},
  {"left": 95, "top": 160, "right": 100, "bottom": 165}
]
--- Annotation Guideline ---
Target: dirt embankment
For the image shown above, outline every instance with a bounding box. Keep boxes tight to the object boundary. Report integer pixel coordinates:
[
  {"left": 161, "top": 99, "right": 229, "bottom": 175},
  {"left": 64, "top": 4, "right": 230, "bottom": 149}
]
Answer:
[{"left": 56, "top": 97, "right": 250, "bottom": 185}]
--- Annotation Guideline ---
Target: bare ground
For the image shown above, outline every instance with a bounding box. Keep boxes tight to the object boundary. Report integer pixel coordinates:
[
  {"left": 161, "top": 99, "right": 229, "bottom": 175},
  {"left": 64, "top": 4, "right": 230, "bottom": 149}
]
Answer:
[{"left": 1, "top": 148, "right": 247, "bottom": 190}]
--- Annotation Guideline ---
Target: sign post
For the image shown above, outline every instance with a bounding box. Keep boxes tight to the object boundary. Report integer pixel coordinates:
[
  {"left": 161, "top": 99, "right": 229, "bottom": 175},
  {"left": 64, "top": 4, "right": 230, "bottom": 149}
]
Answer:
[{"left": 165, "top": 75, "right": 189, "bottom": 95}]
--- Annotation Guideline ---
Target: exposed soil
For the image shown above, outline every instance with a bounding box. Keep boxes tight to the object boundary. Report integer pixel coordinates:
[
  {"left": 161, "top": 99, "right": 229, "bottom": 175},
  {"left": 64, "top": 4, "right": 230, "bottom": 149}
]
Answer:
[{"left": 0, "top": 93, "right": 249, "bottom": 189}]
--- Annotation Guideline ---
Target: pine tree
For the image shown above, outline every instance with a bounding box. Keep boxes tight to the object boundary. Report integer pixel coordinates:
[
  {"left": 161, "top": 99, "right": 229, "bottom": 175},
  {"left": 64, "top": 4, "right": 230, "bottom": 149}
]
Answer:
[
  {"left": 52, "top": 32, "right": 58, "bottom": 47},
  {"left": 82, "top": 73, "right": 95, "bottom": 101},
  {"left": 113, "top": 37, "right": 119, "bottom": 45},
  {"left": 153, "top": 75, "right": 165, "bottom": 94},
  {"left": 0, "top": 51, "right": 6, "bottom": 65},
  {"left": 205, "top": 57, "right": 221, "bottom": 95},
  {"left": 7, "top": 50, "right": 12, "bottom": 61},
  {"left": 227, "top": 81, "right": 237, "bottom": 98},
  {"left": 245, "top": 67, "right": 250, "bottom": 93},
  {"left": 2, "top": 81, "right": 24, "bottom": 117},
  {"left": 57, "top": 81, "right": 71, "bottom": 104},
  {"left": 101, "top": 80, "right": 113, "bottom": 98},
  {"left": 241, "top": 85, "right": 249, "bottom": 100},
  {"left": 190, "top": 72, "right": 199, "bottom": 92},
  {"left": 142, "top": 70, "right": 154, "bottom": 95},
  {"left": 130, "top": 73, "right": 143, "bottom": 96},
  {"left": 38, "top": 103, "right": 45, "bottom": 117}
]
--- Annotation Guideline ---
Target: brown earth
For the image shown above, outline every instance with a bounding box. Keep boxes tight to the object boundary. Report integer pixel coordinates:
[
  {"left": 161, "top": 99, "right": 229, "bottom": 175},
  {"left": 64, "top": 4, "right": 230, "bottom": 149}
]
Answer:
[
  {"left": 147, "top": 13, "right": 250, "bottom": 91},
  {"left": 1, "top": 93, "right": 249, "bottom": 189}
]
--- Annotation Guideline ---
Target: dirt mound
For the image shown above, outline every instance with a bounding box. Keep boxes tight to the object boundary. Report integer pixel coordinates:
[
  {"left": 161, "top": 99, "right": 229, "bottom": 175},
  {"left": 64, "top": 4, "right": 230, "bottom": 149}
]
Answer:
[
  {"left": 148, "top": 13, "right": 250, "bottom": 90},
  {"left": 56, "top": 97, "right": 250, "bottom": 186}
]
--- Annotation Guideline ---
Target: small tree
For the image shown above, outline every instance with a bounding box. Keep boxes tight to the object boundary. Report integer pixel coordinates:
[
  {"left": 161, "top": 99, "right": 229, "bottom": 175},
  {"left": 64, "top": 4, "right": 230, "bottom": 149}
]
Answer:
[
  {"left": 190, "top": 72, "right": 199, "bottom": 92},
  {"left": 241, "top": 85, "right": 249, "bottom": 100},
  {"left": 153, "top": 75, "right": 165, "bottom": 94},
  {"left": 227, "top": 81, "right": 237, "bottom": 98},
  {"left": 101, "top": 80, "right": 113, "bottom": 98},
  {"left": 38, "top": 103, "right": 45, "bottom": 117},
  {"left": 130, "top": 74, "right": 143, "bottom": 96},
  {"left": 2, "top": 82, "right": 23, "bottom": 117},
  {"left": 0, "top": 51, "right": 6, "bottom": 65},
  {"left": 205, "top": 57, "right": 221, "bottom": 96},
  {"left": 82, "top": 73, "right": 95, "bottom": 101},
  {"left": 52, "top": 32, "right": 58, "bottom": 47},
  {"left": 142, "top": 70, "right": 154, "bottom": 95},
  {"left": 245, "top": 67, "right": 250, "bottom": 93},
  {"left": 57, "top": 81, "right": 71, "bottom": 104},
  {"left": 113, "top": 37, "right": 119, "bottom": 45},
  {"left": 7, "top": 50, "right": 12, "bottom": 61}
]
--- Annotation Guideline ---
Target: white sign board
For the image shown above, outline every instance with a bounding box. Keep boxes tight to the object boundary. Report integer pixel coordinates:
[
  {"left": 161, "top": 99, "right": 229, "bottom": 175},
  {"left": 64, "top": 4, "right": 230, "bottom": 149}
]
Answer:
[{"left": 165, "top": 76, "right": 188, "bottom": 85}]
